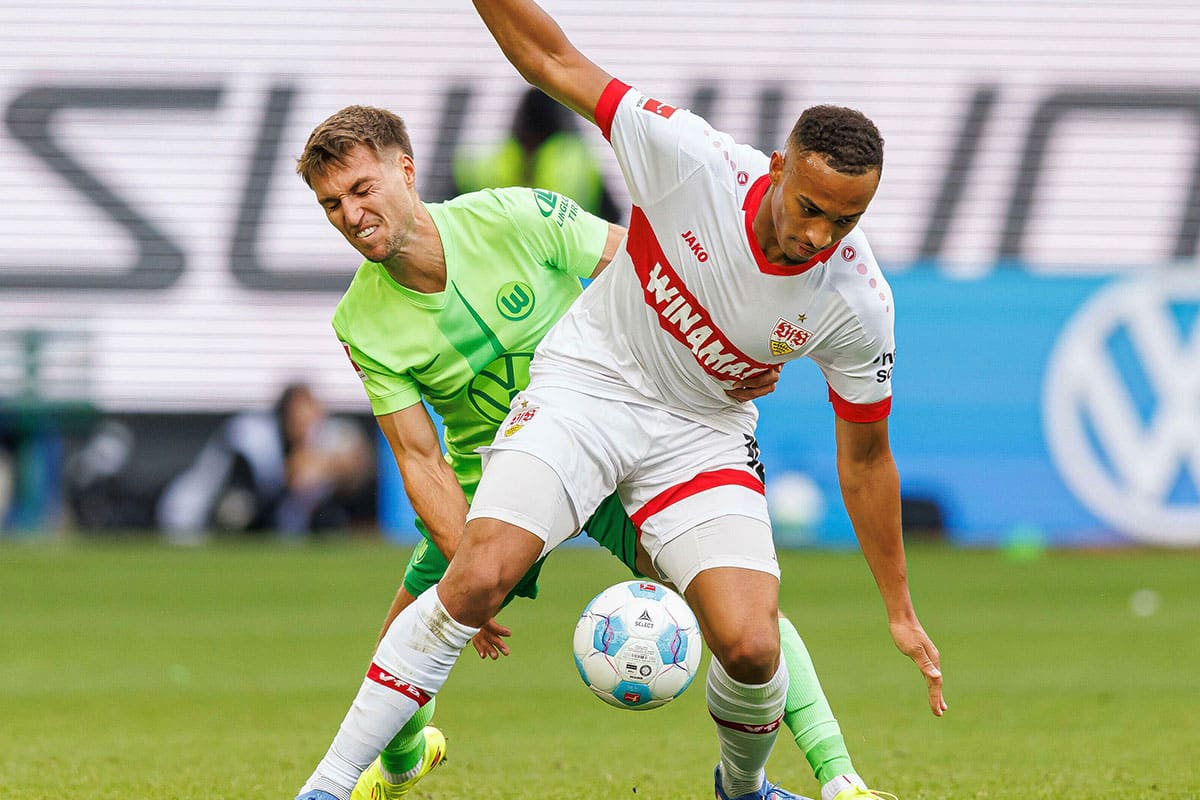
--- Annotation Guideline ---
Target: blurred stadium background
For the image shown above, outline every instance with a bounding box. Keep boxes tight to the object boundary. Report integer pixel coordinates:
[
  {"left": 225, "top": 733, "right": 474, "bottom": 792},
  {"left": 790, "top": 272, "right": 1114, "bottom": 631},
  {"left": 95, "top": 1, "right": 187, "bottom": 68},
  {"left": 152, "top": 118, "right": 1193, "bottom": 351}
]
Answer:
[{"left": 4, "top": 1, "right": 1200, "bottom": 547}]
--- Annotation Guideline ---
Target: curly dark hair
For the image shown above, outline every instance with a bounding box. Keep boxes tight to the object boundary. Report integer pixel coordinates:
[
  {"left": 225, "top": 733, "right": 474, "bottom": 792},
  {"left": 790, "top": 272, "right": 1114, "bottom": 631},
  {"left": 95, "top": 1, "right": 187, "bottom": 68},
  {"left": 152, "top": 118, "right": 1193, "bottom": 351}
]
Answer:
[
  {"left": 787, "top": 105, "right": 883, "bottom": 176},
  {"left": 296, "top": 105, "right": 414, "bottom": 187}
]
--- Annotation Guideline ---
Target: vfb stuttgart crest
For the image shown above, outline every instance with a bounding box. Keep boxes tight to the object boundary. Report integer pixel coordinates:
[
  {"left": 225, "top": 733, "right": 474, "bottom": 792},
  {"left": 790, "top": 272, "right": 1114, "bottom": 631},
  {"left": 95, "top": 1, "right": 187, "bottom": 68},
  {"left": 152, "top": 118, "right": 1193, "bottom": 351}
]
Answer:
[
  {"left": 503, "top": 406, "right": 538, "bottom": 437},
  {"left": 769, "top": 318, "right": 812, "bottom": 356}
]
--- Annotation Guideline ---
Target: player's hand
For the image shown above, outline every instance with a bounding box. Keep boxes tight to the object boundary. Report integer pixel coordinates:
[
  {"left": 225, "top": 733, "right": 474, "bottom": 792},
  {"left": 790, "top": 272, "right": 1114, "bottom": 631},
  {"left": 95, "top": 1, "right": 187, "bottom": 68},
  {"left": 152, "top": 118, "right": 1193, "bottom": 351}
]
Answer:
[
  {"left": 471, "top": 618, "right": 513, "bottom": 660},
  {"left": 889, "top": 618, "right": 947, "bottom": 716},
  {"left": 724, "top": 364, "right": 782, "bottom": 402}
]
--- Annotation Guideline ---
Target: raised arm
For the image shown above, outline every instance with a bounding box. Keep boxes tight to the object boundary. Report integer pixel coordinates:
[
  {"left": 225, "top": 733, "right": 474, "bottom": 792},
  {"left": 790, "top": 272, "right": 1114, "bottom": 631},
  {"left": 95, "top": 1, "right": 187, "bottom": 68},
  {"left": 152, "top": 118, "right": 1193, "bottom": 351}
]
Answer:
[
  {"left": 835, "top": 415, "right": 948, "bottom": 717},
  {"left": 472, "top": 0, "right": 613, "bottom": 123}
]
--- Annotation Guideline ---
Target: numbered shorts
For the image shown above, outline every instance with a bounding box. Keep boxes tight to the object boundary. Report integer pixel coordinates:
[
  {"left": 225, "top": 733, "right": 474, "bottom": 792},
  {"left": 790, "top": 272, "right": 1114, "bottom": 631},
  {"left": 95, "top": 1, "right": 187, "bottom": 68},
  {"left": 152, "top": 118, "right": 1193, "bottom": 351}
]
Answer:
[
  {"left": 469, "top": 385, "right": 777, "bottom": 591},
  {"left": 403, "top": 493, "right": 642, "bottom": 603}
]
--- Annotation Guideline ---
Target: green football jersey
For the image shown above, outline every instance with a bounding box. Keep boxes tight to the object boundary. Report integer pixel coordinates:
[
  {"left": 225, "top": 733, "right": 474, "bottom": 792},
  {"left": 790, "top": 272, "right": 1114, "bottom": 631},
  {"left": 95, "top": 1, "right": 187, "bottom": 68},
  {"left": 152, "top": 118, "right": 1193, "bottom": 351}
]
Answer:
[{"left": 333, "top": 186, "right": 608, "bottom": 502}]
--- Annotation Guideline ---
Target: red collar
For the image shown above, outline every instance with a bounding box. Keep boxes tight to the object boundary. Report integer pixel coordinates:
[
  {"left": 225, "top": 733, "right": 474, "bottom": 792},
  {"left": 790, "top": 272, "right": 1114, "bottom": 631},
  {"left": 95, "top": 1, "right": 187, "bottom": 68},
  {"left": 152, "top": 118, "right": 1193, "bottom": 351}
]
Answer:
[{"left": 742, "top": 174, "right": 840, "bottom": 276}]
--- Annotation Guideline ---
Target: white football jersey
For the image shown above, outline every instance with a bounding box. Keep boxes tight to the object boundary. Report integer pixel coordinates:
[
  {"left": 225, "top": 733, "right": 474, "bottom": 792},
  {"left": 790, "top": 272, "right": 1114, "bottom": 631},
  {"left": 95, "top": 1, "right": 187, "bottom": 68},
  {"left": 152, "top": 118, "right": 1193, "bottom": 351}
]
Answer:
[{"left": 530, "top": 79, "right": 896, "bottom": 436}]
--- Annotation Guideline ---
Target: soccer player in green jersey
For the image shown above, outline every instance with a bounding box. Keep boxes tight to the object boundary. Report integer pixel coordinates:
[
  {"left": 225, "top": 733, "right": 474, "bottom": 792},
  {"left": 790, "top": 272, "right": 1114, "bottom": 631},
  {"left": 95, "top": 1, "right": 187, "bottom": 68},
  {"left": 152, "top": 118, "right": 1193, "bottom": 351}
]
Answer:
[{"left": 295, "top": 105, "right": 884, "bottom": 800}]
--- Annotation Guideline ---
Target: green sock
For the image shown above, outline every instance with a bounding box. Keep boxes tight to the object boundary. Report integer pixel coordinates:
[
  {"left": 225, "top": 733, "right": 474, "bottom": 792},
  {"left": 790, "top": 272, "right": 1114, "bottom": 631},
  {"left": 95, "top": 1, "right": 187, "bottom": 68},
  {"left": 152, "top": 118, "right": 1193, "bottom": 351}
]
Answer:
[
  {"left": 779, "top": 617, "right": 857, "bottom": 786},
  {"left": 379, "top": 697, "right": 436, "bottom": 779}
]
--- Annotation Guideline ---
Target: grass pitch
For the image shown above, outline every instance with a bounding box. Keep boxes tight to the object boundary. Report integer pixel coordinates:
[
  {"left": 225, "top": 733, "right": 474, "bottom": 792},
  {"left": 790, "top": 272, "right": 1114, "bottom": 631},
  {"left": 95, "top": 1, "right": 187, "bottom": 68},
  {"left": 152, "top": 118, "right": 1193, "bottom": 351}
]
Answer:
[{"left": 1, "top": 538, "right": 1197, "bottom": 799}]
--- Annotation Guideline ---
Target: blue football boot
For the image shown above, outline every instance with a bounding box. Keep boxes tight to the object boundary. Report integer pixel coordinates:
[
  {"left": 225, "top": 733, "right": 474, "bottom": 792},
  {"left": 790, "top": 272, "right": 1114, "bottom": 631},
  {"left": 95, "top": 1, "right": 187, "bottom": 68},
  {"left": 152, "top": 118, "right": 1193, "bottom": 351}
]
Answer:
[{"left": 713, "top": 764, "right": 815, "bottom": 800}]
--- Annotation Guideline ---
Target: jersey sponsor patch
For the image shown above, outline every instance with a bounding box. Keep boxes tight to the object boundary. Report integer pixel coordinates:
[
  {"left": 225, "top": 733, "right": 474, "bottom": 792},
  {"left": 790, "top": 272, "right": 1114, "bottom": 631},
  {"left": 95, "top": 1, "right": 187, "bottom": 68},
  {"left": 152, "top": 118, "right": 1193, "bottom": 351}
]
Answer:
[
  {"left": 627, "top": 208, "right": 770, "bottom": 382},
  {"left": 341, "top": 342, "right": 367, "bottom": 381},
  {"left": 468, "top": 352, "right": 534, "bottom": 424},
  {"left": 768, "top": 318, "right": 813, "bottom": 356},
  {"left": 637, "top": 96, "right": 678, "bottom": 119}
]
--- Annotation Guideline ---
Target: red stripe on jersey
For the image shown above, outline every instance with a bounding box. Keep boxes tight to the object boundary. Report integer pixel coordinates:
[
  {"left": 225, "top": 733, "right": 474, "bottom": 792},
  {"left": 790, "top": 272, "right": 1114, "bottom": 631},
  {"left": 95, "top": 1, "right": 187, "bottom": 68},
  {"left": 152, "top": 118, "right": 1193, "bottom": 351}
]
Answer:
[
  {"left": 366, "top": 663, "right": 432, "bottom": 706},
  {"left": 827, "top": 385, "right": 892, "bottom": 422},
  {"left": 710, "top": 711, "right": 783, "bottom": 735},
  {"left": 742, "top": 174, "right": 842, "bottom": 276},
  {"left": 595, "top": 78, "right": 631, "bottom": 141},
  {"left": 627, "top": 206, "right": 772, "bottom": 383},
  {"left": 630, "top": 468, "right": 765, "bottom": 529}
]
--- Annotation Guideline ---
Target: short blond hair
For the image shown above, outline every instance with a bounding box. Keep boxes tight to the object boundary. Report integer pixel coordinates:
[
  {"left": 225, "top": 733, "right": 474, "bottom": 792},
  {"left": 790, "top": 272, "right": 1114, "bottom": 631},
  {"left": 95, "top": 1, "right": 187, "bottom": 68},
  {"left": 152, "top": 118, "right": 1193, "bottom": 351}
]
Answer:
[{"left": 296, "top": 105, "right": 413, "bottom": 187}]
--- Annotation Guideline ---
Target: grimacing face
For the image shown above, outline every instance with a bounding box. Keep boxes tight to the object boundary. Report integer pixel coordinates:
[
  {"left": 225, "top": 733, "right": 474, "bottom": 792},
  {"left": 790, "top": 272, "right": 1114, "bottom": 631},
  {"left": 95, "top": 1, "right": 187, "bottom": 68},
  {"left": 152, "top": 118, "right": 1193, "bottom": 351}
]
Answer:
[
  {"left": 767, "top": 149, "right": 880, "bottom": 265},
  {"left": 310, "top": 143, "right": 418, "bottom": 264}
]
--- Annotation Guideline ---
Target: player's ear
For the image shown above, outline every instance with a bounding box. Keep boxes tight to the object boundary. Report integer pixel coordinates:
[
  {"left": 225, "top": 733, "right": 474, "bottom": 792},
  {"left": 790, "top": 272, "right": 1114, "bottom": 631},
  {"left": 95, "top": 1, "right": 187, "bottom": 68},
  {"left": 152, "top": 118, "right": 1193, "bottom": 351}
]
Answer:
[
  {"left": 768, "top": 150, "right": 786, "bottom": 185},
  {"left": 397, "top": 152, "right": 417, "bottom": 185}
]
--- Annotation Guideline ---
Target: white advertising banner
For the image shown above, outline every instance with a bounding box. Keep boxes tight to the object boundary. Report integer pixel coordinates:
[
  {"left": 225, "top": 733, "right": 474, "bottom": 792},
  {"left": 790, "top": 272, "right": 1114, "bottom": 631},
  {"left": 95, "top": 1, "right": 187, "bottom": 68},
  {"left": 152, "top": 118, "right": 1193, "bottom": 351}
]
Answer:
[{"left": 2, "top": 1, "right": 1199, "bottom": 411}]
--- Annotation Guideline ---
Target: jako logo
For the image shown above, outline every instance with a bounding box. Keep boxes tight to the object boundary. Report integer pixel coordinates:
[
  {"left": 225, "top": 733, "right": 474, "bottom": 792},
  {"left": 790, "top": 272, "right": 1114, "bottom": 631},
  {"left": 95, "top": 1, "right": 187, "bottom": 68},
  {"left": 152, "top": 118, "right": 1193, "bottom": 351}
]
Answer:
[
  {"left": 1043, "top": 275, "right": 1200, "bottom": 546},
  {"left": 680, "top": 230, "right": 710, "bottom": 262}
]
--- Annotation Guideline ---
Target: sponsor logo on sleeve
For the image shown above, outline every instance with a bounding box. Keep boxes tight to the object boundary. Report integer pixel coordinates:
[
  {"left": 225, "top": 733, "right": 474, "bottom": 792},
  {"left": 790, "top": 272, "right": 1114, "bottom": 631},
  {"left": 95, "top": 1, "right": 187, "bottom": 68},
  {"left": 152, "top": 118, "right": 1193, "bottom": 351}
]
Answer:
[
  {"left": 637, "top": 97, "right": 678, "bottom": 119},
  {"left": 341, "top": 342, "right": 367, "bottom": 381},
  {"left": 534, "top": 189, "right": 558, "bottom": 217},
  {"left": 769, "top": 318, "right": 812, "bottom": 356},
  {"left": 873, "top": 349, "right": 895, "bottom": 383},
  {"left": 533, "top": 188, "right": 579, "bottom": 228}
]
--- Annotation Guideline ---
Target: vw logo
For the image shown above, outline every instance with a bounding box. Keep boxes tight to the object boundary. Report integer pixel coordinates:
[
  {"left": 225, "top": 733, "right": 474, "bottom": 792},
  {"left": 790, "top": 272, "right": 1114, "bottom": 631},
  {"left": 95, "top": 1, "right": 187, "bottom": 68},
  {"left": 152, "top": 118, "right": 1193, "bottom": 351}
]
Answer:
[{"left": 1043, "top": 274, "right": 1200, "bottom": 546}]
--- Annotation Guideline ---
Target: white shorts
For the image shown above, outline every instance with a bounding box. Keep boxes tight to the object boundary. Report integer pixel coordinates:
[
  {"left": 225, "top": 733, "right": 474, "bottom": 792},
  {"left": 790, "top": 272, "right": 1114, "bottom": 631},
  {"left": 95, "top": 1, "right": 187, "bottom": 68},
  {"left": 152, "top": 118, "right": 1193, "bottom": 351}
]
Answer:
[{"left": 468, "top": 385, "right": 778, "bottom": 587}]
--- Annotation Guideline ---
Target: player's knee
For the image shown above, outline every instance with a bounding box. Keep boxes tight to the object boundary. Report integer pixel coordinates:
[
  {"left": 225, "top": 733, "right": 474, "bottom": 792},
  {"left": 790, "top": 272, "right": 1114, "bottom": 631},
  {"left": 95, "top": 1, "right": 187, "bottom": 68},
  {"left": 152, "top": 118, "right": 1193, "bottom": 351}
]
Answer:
[
  {"left": 711, "top": 625, "right": 781, "bottom": 683},
  {"left": 442, "top": 557, "right": 513, "bottom": 622}
]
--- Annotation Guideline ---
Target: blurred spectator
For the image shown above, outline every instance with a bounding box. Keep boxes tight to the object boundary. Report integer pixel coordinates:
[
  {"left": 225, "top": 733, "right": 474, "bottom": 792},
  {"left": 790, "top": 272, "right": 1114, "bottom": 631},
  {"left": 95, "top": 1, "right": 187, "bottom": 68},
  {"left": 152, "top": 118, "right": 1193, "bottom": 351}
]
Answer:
[
  {"left": 453, "top": 87, "right": 621, "bottom": 222},
  {"left": 156, "top": 383, "right": 373, "bottom": 539}
]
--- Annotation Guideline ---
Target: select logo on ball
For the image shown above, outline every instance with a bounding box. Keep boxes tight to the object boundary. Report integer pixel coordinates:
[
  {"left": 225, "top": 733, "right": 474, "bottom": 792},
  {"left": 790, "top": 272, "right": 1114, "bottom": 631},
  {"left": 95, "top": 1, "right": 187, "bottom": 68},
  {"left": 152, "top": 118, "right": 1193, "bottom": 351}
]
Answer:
[
  {"left": 497, "top": 281, "right": 535, "bottom": 321},
  {"left": 467, "top": 352, "right": 534, "bottom": 424}
]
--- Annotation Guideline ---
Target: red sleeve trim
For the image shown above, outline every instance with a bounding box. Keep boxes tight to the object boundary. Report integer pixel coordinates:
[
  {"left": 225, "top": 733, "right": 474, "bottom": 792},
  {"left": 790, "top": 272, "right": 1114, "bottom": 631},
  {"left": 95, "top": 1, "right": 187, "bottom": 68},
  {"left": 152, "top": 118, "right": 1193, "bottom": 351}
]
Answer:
[
  {"left": 828, "top": 385, "right": 892, "bottom": 422},
  {"left": 595, "top": 78, "right": 632, "bottom": 141}
]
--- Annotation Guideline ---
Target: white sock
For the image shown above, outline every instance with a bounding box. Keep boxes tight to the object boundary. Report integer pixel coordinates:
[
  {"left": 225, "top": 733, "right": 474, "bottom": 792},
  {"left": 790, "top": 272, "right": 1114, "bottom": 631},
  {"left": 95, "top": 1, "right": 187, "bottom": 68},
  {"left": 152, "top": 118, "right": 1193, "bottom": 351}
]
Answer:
[
  {"left": 707, "top": 657, "right": 789, "bottom": 798},
  {"left": 299, "top": 587, "right": 477, "bottom": 799},
  {"left": 821, "top": 773, "right": 867, "bottom": 800}
]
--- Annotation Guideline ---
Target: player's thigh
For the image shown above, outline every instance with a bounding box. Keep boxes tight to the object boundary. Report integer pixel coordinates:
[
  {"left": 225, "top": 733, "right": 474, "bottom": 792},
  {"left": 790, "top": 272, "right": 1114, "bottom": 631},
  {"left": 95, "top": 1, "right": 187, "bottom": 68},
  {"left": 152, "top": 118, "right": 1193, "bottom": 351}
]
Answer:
[
  {"left": 405, "top": 525, "right": 548, "bottom": 607},
  {"left": 440, "top": 514, "right": 549, "bottom": 624},
  {"left": 467, "top": 449, "right": 583, "bottom": 560},
  {"left": 656, "top": 516, "right": 782, "bottom": 679}
]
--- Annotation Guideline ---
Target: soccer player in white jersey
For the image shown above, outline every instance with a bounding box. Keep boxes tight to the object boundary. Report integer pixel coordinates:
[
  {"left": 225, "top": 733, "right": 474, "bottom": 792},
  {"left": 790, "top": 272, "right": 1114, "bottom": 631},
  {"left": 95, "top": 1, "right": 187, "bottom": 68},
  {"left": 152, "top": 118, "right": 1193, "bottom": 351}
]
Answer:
[
  {"left": 295, "top": 2, "right": 946, "bottom": 800},
  {"left": 295, "top": 106, "right": 885, "bottom": 800}
]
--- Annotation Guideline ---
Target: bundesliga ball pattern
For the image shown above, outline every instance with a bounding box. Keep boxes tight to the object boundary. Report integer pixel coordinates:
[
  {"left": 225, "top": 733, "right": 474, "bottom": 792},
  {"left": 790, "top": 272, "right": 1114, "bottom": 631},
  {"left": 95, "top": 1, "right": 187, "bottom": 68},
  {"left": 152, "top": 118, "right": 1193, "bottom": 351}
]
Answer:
[{"left": 572, "top": 580, "right": 702, "bottom": 710}]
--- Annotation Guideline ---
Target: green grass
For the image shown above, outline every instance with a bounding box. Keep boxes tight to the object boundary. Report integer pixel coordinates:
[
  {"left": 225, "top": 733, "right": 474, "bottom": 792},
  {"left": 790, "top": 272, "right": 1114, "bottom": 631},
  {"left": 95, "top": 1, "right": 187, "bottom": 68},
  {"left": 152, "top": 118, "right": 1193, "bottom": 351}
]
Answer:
[{"left": 1, "top": 538, "right": 1198, "bottom": 799}]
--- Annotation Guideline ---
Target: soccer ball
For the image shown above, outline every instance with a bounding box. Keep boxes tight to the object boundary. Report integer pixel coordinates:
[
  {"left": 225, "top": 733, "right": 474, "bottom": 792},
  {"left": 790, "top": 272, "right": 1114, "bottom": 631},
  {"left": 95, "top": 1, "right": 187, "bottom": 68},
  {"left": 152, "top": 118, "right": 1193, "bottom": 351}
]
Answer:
[{"left": 572, "top": 580, "right": 703, "bottom": 710}]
